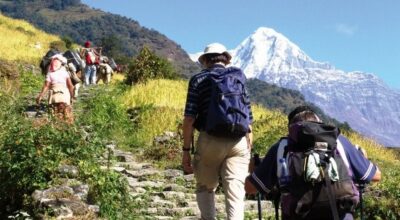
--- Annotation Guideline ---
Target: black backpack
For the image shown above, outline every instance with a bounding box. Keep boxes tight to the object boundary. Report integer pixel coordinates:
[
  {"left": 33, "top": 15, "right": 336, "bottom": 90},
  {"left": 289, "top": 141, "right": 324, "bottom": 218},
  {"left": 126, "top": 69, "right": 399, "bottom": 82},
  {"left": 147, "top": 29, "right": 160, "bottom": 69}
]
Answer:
[
  {"left": 39, "top": 49, "right": 61, "bottom": 75},
  {"left": 204, "top": 67, "right": 251, "bottom": 138},
  {"left": 275, "top": 121, "right": 359, "bottom": 220},
  {"left": 109, "top": 58, "right": 118, "bottom": 71},
  {"left": 63, "top": 50, "right": 83, "bottom": 72}
]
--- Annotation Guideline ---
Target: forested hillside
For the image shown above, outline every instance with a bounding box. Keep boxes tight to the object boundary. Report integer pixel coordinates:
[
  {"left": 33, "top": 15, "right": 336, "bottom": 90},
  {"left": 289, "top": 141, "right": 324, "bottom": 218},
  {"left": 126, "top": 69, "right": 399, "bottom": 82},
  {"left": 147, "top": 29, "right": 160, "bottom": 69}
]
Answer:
[
  {"left": 0, "top": 0, "right": 200, "bottom": 77},
  {"left": 247, "top": 78, "right": 351, "bottom": 129}
]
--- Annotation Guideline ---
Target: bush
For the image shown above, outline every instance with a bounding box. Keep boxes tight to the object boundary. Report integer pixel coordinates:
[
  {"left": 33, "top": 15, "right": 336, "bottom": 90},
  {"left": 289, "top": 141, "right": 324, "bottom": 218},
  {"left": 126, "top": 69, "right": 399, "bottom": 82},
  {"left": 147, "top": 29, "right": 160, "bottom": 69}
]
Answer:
[
  {"left": 0, "top": 83, "right": 140, "bottom": 218},
  {"left": 125, "top": 46, "right": 178, "bottom": 85},
  {"left": 77, "top": 84, "right": 134, "bottom": 150},
  {"left": 0, "top": 120, "right": 103, "bottom": 216}
]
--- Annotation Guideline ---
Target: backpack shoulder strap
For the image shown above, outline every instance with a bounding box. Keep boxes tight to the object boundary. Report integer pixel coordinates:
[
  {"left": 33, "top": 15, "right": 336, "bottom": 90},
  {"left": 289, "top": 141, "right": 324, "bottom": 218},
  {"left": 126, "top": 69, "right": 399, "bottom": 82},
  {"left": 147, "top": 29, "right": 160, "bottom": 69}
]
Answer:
[
  {"left": 274, "top": 137, "right": 287, "bottom": 220},
  {"left": 336, "top": 138, "right": 350, "bottom": 168},
  {"left": 276, "top": 138, "right": 288, "bottom": 179}
]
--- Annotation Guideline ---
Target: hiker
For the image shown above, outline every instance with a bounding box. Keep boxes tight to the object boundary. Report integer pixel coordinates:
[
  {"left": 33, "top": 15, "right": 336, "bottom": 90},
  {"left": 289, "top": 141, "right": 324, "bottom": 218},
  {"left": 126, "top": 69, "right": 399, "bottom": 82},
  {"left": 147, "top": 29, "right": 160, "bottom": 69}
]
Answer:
[
  {"left": 96, "top": 56, "right": 113, "bottom": 84},
  {"left": 36, "top": 54, "right": 75, "bottom": 123},
  {"left": 66, "top": 62, "right": 82, "bottom": 98},
  {"left": 80, "top": 40, "right": 100, "bottom": 85},
  {"left": 64, "top": 50, "right": 84, "bottom": 98},
  {"left": 182, "top": 43, "right": 253, "bottom": 220},
  {"left": 245, "top": 105, "right": 381, "bottom": 220},
  {"left": 40, "top": 49, "right": 61, "bottom": 76}
]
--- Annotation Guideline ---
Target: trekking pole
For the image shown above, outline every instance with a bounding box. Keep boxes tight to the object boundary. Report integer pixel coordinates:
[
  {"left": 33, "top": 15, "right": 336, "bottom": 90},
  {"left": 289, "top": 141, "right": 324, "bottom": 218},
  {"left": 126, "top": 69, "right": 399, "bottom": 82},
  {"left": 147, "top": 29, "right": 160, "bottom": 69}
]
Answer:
[
  {"left": 356, "top": 145, "right": 366, "bottom": 220},
  {"left": 358, "top": 183, "right": 365, "bottom": 220},
  {"left": 273, "top": 197, "right": 280, "bottom": 220},
  {"left": 257, "top": 192, "right": 262, "bottom": 220},
  {"left": 35, "top": 103, "right": 42, "bottom": 118},
  {"left": 254, "top": 153, "right": 262, "bottom": 220}
]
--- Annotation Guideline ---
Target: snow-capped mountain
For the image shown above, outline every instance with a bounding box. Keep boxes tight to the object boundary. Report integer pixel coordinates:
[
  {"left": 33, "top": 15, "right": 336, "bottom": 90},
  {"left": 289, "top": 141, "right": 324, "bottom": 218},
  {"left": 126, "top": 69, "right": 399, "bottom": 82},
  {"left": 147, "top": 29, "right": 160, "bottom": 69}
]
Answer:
[{"left": 191, "top": 27, "right": 400, "bottom": 147}]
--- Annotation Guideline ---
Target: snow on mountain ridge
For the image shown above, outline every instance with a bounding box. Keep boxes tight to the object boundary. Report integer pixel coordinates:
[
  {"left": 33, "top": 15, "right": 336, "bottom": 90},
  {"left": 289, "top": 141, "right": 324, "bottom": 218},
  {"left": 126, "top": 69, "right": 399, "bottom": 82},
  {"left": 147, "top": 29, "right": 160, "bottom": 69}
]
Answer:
[{"left": 231, "top": 27, "right": 333, "bottom": 76}]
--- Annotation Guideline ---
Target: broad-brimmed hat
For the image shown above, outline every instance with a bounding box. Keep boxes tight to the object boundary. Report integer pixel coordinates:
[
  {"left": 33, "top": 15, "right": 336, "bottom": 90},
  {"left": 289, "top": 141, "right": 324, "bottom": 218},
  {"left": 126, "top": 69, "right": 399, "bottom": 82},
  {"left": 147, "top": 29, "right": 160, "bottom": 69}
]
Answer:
[
  {"left": 51, "top": 54, "right": 67, "bottom": 64},
  {"left": 198, "top": 43, "right": 232, "bottom": 65}
]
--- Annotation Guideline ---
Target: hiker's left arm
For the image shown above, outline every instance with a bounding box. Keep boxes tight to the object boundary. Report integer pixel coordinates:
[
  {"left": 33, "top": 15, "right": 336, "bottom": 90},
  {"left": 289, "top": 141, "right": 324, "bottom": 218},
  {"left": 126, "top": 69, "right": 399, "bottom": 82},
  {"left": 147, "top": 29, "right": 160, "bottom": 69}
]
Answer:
[
  {"left": 246, "top": 142, "right": 280, "bottom": 194},
  {"left": 36, "top": 81, "right": 50, "bottom": 104}
]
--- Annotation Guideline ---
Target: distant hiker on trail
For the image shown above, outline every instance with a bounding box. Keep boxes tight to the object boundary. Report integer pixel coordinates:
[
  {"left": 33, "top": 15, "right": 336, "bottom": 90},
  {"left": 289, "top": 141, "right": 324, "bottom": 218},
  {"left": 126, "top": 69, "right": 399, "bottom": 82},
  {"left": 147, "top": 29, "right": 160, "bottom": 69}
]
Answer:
[
  {"left": 64, "top": 49, "right": 84, "bottom": 98},
  {"left": 36, "top": 54, "right": 75, "bottom": 123},
  {"left": 245, "top": 105, "right": 381, "bottom": 220},
  {"left": 97, "top": 56, "right": 113, "bottom": 84},
  {"left": 182, "top": 43, "right": 253, "bottom": 220},
  {"left": 80, "top": 40, "right": 100, "bottom": 85},
  {"left": 66, "top": 62, "right": 82, "bottom": 98}
]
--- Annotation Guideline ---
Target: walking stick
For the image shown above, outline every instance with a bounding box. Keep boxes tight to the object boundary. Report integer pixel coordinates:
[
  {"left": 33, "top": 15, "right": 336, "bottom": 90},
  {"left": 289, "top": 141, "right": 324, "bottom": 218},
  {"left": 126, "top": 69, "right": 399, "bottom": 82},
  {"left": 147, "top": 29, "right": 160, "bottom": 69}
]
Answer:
[
  {"left": 254, "top": 153, "right": 262, "bottom": 220},
  {"left": 358, "top": 183, "right": 365, "bottom": 220},
  {"left": 356, "top": 145, "right": 366, "bottom": 220}
]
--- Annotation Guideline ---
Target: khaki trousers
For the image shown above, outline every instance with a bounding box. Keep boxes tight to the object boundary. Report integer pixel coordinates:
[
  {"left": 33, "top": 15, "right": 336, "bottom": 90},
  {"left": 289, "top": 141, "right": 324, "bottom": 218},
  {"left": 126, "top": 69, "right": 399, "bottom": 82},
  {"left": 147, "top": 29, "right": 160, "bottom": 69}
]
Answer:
[{"left": 193, "top": 132, "right": 250, "bottom": 220}]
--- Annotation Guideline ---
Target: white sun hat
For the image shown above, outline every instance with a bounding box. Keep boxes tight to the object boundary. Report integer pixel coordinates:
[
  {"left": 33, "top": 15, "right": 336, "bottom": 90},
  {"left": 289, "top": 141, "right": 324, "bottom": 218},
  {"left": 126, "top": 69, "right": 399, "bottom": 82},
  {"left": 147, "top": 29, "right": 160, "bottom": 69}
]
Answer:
[
  {"left": 51, "top": 54, "right": 67, "bottom": 64},
  {"left": 198, "top": 42, "right": 232, "bottom": 65}
]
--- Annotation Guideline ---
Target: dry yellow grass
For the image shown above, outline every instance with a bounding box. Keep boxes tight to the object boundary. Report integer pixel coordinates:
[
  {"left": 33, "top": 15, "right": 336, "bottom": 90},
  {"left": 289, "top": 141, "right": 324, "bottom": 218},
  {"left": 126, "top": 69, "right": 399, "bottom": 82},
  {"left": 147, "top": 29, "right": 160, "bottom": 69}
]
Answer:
[
  {"left": 122, "top": 79, "right": 188, "bottom": 108},
  {"left": 343, "top": 130, "right": 398, "bottom": 163},
  {"left": 0, "top": 13, "right": 61, "bottom": 63},
  {"left": 111, "top": 73, "right": 125, "bottom": 82},
  {"left": 121, "top": 79, "right": 288, "bottom": 146}
]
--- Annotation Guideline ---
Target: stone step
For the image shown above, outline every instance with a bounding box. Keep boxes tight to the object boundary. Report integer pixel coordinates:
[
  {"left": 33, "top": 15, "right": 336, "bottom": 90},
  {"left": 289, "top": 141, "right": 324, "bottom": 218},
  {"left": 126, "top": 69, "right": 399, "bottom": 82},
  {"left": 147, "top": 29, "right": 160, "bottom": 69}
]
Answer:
[
  {"left": 124, "top": 168, "right": 161, "bottom": 178},
  {"left": 128, "top": 180, "right": 164, "bottom": 189}
]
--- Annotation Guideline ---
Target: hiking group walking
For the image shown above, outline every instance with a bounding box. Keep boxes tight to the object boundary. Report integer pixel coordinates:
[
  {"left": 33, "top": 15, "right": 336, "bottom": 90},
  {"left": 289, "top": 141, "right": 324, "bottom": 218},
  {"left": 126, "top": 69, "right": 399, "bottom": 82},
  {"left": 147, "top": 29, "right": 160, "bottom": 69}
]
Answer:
[
  {"left": 182, "top": 43, "right": 381, "bottom": 220},
  {"left": 35, "top": 39, "right": 382, "bottom": 219},
  {"left": 36, "top": 40, "right": 117, "bottom": 123}
]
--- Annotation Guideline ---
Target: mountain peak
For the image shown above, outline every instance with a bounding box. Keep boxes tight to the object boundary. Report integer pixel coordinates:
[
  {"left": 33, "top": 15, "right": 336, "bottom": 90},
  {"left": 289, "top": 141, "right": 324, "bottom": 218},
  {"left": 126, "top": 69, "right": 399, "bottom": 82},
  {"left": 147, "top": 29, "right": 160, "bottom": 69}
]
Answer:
[
  {"left": 231, "top": 27, "right": 332, "bottom": 77},
  {"left": 253, "top": 27, "right": 281, "bottom": 37}
]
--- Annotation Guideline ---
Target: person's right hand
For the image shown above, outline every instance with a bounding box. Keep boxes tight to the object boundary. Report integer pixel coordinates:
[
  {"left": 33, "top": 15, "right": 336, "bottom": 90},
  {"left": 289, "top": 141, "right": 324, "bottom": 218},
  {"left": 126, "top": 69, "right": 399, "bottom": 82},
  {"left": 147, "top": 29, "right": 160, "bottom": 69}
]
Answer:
[
  {"left": 182, "top": 151, "right": 193, "bottom": 174},
  {"left": 36, "top": 96, "right": 41, "bottom": 105}
]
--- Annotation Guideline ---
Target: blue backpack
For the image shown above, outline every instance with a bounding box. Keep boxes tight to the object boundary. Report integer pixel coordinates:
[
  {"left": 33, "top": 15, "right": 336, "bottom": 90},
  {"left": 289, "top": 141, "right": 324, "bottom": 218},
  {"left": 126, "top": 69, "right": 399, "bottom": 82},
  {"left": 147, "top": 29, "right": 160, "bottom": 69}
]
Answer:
[{"left": 205, "top": 67, "right": 251, "bottom": 138}]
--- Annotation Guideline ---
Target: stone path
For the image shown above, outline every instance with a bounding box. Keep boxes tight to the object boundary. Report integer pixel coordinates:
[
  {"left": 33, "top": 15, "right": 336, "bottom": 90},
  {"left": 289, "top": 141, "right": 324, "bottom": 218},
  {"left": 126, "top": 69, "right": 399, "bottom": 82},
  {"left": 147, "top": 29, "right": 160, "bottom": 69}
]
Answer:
[
  {"left": 107, "top": 146, "right": 274, "bottom": 219},
  {"left": 24, "top": 85, "right": 275, "bottom": 219}
]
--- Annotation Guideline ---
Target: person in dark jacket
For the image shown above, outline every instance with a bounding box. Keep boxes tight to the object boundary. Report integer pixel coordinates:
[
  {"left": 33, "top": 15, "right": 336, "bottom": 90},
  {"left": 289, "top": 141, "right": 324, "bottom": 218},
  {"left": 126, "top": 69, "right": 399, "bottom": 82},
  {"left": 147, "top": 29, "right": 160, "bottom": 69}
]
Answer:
[{"left": 245, "top": 105, "right": 381, "bottom": 220}]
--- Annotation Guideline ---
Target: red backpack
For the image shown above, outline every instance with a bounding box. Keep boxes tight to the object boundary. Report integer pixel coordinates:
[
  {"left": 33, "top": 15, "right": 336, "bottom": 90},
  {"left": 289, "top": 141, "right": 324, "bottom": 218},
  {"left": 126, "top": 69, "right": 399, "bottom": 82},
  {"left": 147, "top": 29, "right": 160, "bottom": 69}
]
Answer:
[{"left": 85, "top": 49, "right": 97, "bottom": 65}]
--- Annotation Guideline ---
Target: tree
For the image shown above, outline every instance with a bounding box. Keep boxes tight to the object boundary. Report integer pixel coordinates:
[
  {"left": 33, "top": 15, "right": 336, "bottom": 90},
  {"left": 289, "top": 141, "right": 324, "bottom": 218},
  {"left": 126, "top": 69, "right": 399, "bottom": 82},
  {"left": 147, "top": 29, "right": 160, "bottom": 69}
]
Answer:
[
  {"left": 125, "top": 46, "right": 177, "bottom": 85},
  {"left": 61, "top": 36, "right": 73, "bottom": 49},
  {"left": 100, "top": 35, "right": 123, "bottom": 59}
]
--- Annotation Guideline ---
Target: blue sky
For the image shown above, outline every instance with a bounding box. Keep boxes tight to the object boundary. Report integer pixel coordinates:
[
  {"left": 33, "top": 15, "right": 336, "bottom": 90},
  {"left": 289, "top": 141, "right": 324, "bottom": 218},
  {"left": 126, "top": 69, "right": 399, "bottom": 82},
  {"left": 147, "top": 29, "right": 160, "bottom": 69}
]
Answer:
[{"left": 82, "top": 0, "right": 400, "bottom": 89}]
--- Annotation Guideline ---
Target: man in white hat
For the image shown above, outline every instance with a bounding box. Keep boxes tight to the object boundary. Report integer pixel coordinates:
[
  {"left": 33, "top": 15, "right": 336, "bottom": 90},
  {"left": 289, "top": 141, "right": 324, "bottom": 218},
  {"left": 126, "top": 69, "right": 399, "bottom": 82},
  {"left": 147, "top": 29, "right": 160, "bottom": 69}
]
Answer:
[{"left": 182, "top": 43, "right": 253, "bottom": 219}]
